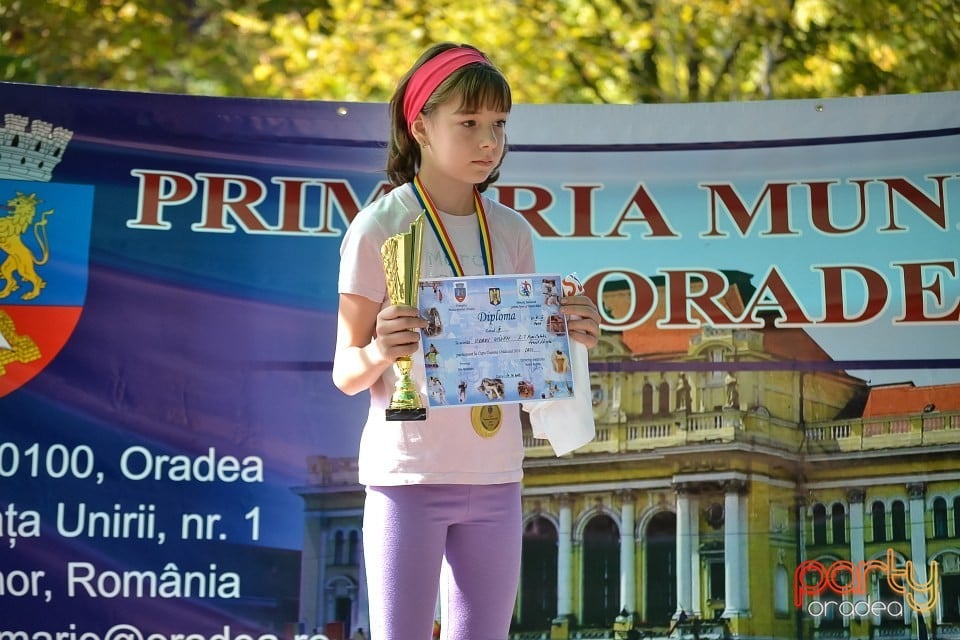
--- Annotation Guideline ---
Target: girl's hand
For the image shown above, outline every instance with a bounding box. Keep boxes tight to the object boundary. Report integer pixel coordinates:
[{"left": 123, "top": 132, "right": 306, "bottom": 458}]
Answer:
[
  {"left": 560, "top": 294, "right": 601, "bottom": 349},
  {"left": 374, "top": 304, "right": 428, "bottom": 361}
]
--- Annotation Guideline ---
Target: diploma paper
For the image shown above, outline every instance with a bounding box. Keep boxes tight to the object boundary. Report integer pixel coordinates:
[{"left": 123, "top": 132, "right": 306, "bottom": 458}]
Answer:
[{"left": 417, "top": 273, "right": 575, "bottom": 408}]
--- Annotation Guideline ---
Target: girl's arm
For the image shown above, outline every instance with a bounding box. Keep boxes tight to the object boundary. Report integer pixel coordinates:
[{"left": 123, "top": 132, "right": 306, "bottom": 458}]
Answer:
[{"left": 332, "top": 293, "right": 427, "bottom": 396}]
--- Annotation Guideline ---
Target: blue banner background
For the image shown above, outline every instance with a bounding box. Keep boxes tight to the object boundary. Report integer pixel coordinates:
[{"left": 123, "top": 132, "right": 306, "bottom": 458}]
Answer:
[{"left": 0, "top": 82, "right": 958, "bottom": 634}]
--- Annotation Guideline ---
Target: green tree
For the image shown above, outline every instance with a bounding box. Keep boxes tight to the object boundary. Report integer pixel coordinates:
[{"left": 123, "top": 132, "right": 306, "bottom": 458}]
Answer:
[{"left": 2, "top": 0, "right": 958, "bottom": 102}]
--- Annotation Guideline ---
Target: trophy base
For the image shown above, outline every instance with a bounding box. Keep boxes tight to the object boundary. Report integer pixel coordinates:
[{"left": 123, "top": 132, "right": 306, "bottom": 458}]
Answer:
[{"left": 385, "top": 407, "right": 427, "bottom": 422}]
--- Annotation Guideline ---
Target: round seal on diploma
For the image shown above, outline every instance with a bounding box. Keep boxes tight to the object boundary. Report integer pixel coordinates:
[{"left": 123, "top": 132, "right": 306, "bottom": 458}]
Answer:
[{"left": 471, "top": 405, "right": 502, "bottom": 438}]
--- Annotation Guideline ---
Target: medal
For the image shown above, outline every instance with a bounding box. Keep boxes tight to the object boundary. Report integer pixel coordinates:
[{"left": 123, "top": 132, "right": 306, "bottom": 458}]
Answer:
[
  {"left": 414, "top": 175, "right": 502, "bottom": 437},
  {"left": 471, "top": 405, "right": 503, "bottom": 438}
]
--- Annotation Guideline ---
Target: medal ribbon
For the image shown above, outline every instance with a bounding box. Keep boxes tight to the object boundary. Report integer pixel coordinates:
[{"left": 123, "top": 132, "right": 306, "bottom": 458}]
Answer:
[{"left": 411, "top": 175, "right": 494, "bottom": 276}]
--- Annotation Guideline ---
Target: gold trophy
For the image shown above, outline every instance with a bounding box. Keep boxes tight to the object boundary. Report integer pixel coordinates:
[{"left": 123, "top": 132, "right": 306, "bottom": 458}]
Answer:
[{"left": 381, "top": 213, "right": 427, "bottom": 421}]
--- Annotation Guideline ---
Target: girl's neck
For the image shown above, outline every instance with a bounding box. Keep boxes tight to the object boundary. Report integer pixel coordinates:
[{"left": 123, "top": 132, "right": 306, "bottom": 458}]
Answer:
[{"left": 415, "top": 167, "right": 476, "bottom": 216}]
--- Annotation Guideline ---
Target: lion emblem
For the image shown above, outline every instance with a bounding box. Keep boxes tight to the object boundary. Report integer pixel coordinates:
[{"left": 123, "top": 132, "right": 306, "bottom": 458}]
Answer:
[{"left": 0, "top": 192, "right": 54, "bottom": 301}]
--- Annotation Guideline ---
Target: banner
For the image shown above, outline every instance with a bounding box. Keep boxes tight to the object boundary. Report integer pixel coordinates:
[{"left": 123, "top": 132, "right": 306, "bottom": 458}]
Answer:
[{"left": 0, "top": 81, "right": 958, "bottom": 638}]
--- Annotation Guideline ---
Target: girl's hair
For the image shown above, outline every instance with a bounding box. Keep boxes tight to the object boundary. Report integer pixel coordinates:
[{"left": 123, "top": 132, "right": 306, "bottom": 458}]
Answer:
[{"left": 387, "top": 43, "right": 512, "bottom": 192}]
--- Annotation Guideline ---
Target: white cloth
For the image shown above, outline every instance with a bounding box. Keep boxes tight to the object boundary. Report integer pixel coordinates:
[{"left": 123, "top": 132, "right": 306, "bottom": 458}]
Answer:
[
  {"left": 338, "top": 183, "right": 536, "bottom": 486},
  {"left": 523, "top": 273, "right": 596, "bottom": 456}
]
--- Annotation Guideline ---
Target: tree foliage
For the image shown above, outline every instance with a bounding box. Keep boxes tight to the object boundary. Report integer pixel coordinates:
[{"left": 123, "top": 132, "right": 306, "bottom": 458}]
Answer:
[{"left": 2, "top": 0, "right": 958, "bottom": 103}]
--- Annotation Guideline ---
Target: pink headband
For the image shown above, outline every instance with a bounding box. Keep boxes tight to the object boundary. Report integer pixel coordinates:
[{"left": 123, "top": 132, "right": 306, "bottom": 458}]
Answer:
[{"left": 403, "top": 48, "right": 492, "bottom": 133}]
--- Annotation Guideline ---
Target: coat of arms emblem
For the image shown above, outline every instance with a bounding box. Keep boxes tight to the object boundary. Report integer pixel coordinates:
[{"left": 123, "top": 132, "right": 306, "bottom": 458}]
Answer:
[{"left": 0, "top": 114, "right": 93, "bottom": 398}]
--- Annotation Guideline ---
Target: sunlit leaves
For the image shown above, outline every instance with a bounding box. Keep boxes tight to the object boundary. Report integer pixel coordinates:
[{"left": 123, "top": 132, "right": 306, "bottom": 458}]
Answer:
[{"left": 1, "top": 0, "right": 957, "bottom": 101}]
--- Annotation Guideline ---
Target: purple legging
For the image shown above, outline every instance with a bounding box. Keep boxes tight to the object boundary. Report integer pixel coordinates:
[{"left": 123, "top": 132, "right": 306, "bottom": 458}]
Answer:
[{"left": 362, "top": 483, "right": 522, "bottom": 640}]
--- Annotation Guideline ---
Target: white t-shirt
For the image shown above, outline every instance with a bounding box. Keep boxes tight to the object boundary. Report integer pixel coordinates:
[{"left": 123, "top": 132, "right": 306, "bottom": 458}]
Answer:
[{"left": 338, "top": 183, "right": 536, "bottom": 486}]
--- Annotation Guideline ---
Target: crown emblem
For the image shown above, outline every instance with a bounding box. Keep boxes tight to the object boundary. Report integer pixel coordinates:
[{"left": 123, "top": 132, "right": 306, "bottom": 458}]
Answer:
[{"left": 0, "top": 114, "right": 73, "bottom": 182}]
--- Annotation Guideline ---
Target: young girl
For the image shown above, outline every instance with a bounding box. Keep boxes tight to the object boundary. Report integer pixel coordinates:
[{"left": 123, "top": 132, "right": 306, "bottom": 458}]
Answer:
[{"left": 333, "top": 42, "right": 601, "bottom": 640}]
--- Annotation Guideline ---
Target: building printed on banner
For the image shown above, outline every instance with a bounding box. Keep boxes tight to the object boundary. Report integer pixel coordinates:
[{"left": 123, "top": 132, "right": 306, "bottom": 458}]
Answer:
[
  {"left": 0, "top": 113, "right": 93, "bottom": 398},
  {"left": 296, "top": 280, "right": 960, "bottom": 639}
]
